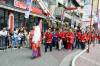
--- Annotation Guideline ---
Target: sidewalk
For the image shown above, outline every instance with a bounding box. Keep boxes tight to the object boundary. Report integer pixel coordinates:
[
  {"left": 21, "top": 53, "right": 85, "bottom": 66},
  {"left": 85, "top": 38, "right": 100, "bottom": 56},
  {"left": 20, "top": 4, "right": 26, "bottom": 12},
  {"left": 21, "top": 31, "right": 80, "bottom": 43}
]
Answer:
[{"left": 75, "top": 44, "right": 100, "bottom": 66}]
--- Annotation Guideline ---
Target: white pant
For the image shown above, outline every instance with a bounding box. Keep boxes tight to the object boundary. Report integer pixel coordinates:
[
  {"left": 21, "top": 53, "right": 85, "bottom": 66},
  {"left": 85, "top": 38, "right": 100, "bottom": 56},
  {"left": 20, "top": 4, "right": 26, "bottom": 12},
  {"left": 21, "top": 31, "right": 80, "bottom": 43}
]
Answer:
[{"left": 59, "top": 39, "right": 62, "bottom": 50}]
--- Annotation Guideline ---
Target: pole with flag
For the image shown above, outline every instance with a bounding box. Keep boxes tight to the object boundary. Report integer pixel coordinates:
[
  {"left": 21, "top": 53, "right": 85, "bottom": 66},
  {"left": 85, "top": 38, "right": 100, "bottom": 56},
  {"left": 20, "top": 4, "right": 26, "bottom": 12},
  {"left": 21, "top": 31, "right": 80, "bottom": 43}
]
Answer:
[
  {"left": 25, "top": 0, "right": 32, "bottom": 18},
  {"left": 87, "top": 0, "right": 93, "bottom": 53}
]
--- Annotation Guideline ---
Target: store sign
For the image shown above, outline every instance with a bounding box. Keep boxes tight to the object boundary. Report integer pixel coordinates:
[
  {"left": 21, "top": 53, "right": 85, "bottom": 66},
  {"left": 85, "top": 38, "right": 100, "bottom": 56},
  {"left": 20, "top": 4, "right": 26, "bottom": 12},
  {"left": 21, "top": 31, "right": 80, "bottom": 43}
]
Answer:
[
  {"left": 31, "top": 7, "right": 42, "bottom": 14},
  {"left": 14, "top": 0, "right": 26, "bottom": 9},
  {"left": 14, "top": 0, "right": 42, "bottom": 14}
]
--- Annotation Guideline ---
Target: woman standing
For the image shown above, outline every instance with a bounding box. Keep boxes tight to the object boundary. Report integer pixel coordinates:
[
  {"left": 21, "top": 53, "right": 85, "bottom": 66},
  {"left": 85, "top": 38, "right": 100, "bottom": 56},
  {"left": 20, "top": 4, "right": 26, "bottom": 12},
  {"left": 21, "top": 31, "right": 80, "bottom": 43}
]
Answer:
[
  {"left": 24, "top": 30, "right": 29, "bottom": 48},
  {"left": 12, "top": 28, "right": 19, "bottom": 48},
  {"left": 32, "top": 26, "right": 41, "bottom": 58}
]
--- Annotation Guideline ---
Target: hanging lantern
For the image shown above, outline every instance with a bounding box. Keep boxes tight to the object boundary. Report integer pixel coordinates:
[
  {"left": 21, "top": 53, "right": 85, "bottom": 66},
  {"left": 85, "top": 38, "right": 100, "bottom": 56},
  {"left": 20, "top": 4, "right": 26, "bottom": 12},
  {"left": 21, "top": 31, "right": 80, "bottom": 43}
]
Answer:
[{"left": 65, "top": 7, "right": 77, "bottom": 10}]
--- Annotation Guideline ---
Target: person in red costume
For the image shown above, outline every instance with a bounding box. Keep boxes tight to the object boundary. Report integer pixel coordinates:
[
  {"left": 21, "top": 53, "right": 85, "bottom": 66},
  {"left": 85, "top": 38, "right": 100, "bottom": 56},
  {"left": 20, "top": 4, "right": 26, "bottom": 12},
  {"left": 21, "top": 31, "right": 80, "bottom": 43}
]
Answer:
[
  {"left": 80, "top": 32, "right": 87, "bottom": 49},
  {"left": 58, "top": 28, "right": 63, "bottom": 50},
  {"left": 45, "top": 28, "right": 53, "bottom": 52},
  {"left": 59, "top": 29, "right": 66, "bottom": 49},
  {"left": 98, "top": 33, "right": 100, "bottom": 44},
  {"left": 69, "top": 29, "right": 74, "bottom": 50},
  {"left": 52, "top": 28, "right": 59, "bottom": 49},
  {"left": 65, "top": 30, "right": 70, "bottom": 49},
  {"left": 75, "top": 30, "right": 82, "bottom": 49},
  {"left": 55, "top": 29, "right": 59, "bottom": 49}
]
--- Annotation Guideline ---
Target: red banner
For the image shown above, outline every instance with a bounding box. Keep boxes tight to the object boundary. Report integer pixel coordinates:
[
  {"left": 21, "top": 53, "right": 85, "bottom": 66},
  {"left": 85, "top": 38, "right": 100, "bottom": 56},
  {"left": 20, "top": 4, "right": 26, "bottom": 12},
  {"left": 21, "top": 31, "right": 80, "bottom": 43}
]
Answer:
[
  {"left": 14, "top": 0, "right": 42, "bottom": 14},
  {"left": 31, "top": 7, "right": 42, "bottom": 14}
]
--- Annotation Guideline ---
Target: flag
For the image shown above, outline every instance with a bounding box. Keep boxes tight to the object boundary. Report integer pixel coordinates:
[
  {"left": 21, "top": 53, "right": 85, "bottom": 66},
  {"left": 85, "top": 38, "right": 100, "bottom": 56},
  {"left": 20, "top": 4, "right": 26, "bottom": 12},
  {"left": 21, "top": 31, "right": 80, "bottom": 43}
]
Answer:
[
  {"left": 25, "top": 0, "right": 32, "bottom": 18},
  {"left": 8, "top": 13, "right": 14, "bottom": 33},
  {"left": 32, "top": 19, "right": 42, "bottom": 43}
]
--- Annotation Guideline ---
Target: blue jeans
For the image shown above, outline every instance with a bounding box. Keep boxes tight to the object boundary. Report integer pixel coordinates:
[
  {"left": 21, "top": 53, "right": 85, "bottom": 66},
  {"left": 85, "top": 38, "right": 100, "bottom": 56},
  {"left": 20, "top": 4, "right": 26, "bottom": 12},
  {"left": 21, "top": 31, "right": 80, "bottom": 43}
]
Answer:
[
  {"left": 75, "top": 40, "right": 81, "bottom": 49},
  {"left": 12, "top": 37, "right": 18, "bottom": 48},
  {"left": 45, "top": 43, "right": 52, "bottom": 52}
]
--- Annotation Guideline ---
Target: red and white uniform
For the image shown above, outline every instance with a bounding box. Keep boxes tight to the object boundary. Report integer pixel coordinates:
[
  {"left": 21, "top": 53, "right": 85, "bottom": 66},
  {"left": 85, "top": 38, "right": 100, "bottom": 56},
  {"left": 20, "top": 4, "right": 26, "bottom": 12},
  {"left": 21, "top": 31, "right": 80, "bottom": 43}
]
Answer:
[
  {"left": 69, "top": 32, "right": 74, "bottom": 49},
  {"left": 45, "top": 32, "right": 53, "bottom": 44},
  {"left": 81, "top": 33, "right": 87, "bottom": 43},
  {"left": 59, "top": 31, "right": 66, "bottom": 39},
  {"left": 65, "top": 32, "right": 70, "bottom": 48},
  {"left": 77, "top": 32, "right": 82, "bottom": 42}
]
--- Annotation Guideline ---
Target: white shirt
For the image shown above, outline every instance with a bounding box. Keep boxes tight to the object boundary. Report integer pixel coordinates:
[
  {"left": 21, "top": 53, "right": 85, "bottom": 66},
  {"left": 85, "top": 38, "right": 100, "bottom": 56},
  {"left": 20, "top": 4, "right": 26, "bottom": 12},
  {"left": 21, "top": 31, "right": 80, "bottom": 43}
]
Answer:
[{"left": 0, "top": 31, "right": 7, "bottom": 36}]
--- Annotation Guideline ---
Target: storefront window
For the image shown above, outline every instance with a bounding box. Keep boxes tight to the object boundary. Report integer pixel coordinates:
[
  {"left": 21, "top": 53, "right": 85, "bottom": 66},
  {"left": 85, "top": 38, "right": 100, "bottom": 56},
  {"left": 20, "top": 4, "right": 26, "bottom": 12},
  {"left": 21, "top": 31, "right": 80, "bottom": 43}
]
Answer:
[
  {"left": 0, "top": 9, "right": 4, "bottom": 30},
  {"left": 29, "top": 16, "right": 35, "bottom": 27},
  {"left": 4, "top": 9, "right": 8, "bottom": 27},
  {"left": 14, "top": 12, "right": 19, "bottom": 28},
  {"left": 19, "top": 13, "right": 25, "bottom": 27}
]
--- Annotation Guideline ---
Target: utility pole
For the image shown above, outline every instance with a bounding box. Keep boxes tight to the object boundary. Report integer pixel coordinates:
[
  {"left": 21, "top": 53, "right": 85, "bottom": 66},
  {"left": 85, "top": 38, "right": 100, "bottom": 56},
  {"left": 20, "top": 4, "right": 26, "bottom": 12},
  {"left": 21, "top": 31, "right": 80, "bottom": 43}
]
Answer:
[
  {"left": 97, "top": 0, "right": 99, "bottom": 23},
  {"left": 87, "top": 0, "right": 93, "bottom": 53}
]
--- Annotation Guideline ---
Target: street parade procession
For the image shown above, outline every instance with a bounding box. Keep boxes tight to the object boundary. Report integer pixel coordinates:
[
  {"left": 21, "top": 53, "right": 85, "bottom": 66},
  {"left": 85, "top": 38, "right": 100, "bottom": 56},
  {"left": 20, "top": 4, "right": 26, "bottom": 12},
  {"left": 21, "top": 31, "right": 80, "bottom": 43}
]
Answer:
[
  {"left": 0, "top": 24, "right": 100, "bottom": 58},
  {"left": 0, "top": 0, "right": 100, "bottom": 66}
]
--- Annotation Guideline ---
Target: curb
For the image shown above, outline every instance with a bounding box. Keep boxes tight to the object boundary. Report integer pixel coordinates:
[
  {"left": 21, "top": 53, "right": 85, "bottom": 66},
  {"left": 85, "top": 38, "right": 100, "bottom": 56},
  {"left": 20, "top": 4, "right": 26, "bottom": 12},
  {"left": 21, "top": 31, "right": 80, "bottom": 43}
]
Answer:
[
  {"left": 72, "top": 45, "right": 93, "bottom": 66},
  {"left": 59, "top": 50, "right": 81, "bottom": 66}
]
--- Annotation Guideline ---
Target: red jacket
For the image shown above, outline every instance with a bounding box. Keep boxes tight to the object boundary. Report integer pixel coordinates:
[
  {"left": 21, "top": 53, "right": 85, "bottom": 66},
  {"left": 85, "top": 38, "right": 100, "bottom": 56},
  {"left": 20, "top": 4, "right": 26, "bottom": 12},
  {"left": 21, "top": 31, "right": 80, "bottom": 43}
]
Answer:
[
  {"left": 45, "top": 32, "right": 53, "bottom": 44},
  {"left": 56, "top": 32, "right": 59, "bottom": 38},
  {"left": 97, "top": 35, "right": 100, "bottom": 40},
  {"left": 65, "top": 32, "right": 70, "bottom": 42},
  {"left": 70, "top": 32, "right": 74, "bottom": 44},
  {"left": 59, "top": 31, "right": 66, "bottom": 39},
  {"left": 91, "top": 34, "right": 96, "bottom": 41},
  {"left": 77, "top": 32, "right": 82, "bottom": 41},
  {"left": 81, "top": 33, "right": 87, "bottom": 42}
]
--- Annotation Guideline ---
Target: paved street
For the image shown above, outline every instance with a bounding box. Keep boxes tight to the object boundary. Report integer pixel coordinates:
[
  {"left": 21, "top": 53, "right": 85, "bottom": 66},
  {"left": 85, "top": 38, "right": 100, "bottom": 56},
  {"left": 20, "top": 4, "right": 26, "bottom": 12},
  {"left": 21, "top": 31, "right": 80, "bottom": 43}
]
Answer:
[
  {"left": 0, "top": 45, "right": 81, "bottom": 66},
  {"left": 76, "top": 44, "right": 100, "bottom": 66}
]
